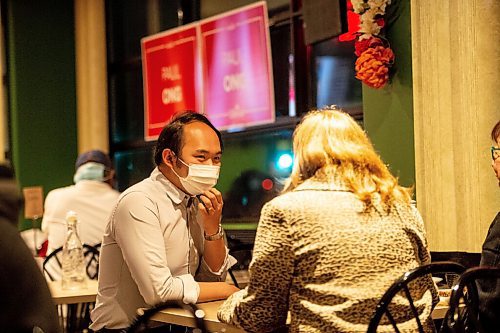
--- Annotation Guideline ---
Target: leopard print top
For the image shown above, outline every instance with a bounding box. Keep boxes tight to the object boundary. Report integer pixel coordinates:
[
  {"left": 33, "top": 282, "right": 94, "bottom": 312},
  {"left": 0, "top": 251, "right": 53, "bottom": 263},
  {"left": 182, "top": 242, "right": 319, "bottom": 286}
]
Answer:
[{"left": 218, "top": 176, "right": 437, "bottom": 332}]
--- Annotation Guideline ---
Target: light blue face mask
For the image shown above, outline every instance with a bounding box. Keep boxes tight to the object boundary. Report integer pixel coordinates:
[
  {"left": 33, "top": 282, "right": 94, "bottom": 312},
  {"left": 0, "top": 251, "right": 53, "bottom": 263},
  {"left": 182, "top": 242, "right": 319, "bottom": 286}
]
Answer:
[{"left": 73, "top": 162, "right": 106, "bottom": 183}]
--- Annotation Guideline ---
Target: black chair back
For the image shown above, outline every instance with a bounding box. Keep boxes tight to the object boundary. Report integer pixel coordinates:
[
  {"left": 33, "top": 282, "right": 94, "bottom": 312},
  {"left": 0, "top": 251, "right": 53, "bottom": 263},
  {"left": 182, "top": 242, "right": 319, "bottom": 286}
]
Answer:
[
  {"left": 431, "top": 252, "right": 481, "bottom": 269},
  {"left": 42, "top": 243, "right": 100, "bottom": 332},
  {"left": 126, "top": 301, "right": 207, "bottom": 333},
  {"left": 227, "top": 242, "right": 253, "bottom": 288},
  {"left": 367, "top": 261, "right": 466, "bottom": 333},
  {"left": 43, "top": 243, "right": 100, "bottom": 281},
  {"left": 445, "top": 266, "right": 500, "bottom": 333}
]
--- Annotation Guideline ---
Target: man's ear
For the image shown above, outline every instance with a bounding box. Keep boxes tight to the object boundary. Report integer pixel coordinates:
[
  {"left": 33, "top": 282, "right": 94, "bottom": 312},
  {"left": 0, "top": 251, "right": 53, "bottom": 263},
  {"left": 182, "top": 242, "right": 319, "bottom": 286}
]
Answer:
[
  {"left": 105, "top": 169, "right": 116, "bottom": 186},
  {"left": 162, "top": 149, "right": 175, "bottom": 167}
]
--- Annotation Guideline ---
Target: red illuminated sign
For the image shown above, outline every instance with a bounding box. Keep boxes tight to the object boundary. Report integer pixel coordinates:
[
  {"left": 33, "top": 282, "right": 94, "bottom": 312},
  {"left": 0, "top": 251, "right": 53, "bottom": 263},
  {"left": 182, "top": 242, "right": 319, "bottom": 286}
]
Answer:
[
  {"left": 200, "top": 2, "right": 275, "bottom": 130},
  {"left": 141, "top": 1, "right": 274, "bottom": 139},
  {"left": 141, "top": 24, "right": 199, "bottom": 141}
]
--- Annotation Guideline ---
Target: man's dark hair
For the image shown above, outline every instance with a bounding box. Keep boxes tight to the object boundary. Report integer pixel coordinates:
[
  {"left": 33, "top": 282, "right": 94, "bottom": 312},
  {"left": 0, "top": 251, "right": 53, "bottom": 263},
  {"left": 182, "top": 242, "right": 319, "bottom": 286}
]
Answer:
[
  {"left": 154, "top": 112, "right": 223, "bottom": 166},
  {"left": 492, "top": 120, "right": 500, "bottom": 142}
]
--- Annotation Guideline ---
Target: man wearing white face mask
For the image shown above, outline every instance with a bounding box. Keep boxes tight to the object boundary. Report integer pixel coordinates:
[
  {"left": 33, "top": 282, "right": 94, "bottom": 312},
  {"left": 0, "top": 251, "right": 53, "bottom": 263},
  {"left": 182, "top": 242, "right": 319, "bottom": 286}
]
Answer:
[
  {"left": 41, "top": 150, "right": 120, "bottom": 281},
  {"left": 90, "top": 112, "right": 239, "bottom": 332}
]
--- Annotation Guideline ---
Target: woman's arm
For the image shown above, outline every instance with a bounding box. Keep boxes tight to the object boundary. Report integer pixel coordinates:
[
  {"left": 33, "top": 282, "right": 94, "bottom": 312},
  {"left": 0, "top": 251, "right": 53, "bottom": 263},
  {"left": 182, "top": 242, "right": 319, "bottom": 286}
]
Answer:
[{"left": 217, "top": 200, "right": 294, "bottom": 332}]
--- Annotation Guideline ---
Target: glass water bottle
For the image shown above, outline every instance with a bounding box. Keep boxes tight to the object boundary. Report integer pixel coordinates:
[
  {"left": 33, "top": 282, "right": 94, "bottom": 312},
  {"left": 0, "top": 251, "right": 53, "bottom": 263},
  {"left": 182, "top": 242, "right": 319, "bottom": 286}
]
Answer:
[{"left": 61, "top": 211, "right": 87, "bottom": 290}]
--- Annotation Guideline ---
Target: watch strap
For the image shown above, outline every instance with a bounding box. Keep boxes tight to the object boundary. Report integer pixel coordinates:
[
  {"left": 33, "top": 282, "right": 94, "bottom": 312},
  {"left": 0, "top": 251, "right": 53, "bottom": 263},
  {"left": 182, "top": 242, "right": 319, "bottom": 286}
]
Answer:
[{"left": 204, "top": 224, "right": 224, "bottom": 241}]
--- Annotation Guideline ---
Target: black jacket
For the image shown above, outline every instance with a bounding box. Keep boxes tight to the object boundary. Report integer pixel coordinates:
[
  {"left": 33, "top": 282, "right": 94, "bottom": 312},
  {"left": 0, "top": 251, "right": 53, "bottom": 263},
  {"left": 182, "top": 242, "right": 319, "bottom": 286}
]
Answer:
[
  {"left": 0, "top": 173, "right": 60, "bottom": 333},
  {"left": 479, "top": 212, "right": 500, "bottom": 333}
]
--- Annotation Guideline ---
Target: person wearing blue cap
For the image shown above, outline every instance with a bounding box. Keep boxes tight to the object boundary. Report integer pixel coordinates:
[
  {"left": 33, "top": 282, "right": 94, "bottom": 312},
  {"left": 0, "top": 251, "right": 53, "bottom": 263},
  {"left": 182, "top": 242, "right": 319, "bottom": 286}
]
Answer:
[{"left": 41, "top": 149, "right": 120, "bottom": 280}]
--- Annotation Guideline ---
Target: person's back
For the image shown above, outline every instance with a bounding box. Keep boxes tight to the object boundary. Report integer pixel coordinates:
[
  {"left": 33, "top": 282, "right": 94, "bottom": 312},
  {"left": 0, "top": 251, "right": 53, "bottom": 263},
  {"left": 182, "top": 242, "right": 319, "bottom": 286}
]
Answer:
[
  {"left": 42, "top": 150, "right": 120, "bottom": 280},
  {"left": 218, "top": 107, "right": 436, "bottom": 333},
  {"left": 220, "top": 176, "right": 435, "bottom": 332},
  {"left": 0, "top": 162, "right": 60, "bottom": 333}
]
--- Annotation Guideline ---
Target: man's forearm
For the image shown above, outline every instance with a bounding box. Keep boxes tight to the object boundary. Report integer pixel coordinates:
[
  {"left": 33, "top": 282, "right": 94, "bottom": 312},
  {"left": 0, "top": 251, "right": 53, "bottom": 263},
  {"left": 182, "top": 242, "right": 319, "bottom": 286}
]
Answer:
[
  {"left": 197, "top": 282, "right": 240, "bottom": 302},
  {"left": 203, "top": 237, "right": 226, "bottom": 272}
]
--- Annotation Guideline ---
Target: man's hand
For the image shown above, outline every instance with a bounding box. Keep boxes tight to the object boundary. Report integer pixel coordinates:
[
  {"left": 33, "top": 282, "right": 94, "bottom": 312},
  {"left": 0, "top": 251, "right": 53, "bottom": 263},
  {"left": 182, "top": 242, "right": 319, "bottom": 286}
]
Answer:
[{"left": 198, "top": 188, "right": 223, "bottom": 234}]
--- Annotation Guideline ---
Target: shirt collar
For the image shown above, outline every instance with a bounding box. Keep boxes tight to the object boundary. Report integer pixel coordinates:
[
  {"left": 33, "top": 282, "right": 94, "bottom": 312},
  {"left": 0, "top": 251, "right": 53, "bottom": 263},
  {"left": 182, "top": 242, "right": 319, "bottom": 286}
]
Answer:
[
  {"left": 74, "top": 179, "right": 111, "bottom": 189},
  {"left": 150, "top": 167, "right": 190, "bottom": 205}
]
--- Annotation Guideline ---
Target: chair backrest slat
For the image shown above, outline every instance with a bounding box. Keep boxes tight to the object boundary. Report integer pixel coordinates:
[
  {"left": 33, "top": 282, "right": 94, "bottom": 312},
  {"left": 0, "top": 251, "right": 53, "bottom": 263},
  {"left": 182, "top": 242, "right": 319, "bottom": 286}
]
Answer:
[
  {"left": 445, "top": 266, "right": 500, "bottom": 333},
  {"left": 402, "top": 284, "right": 425, "bottom": 332},
  {"left": 367, "top": 261, "right": 466, "bottom": 333},
  {"left": 384, "top": 310, "right": 402, "bottom": 333}
]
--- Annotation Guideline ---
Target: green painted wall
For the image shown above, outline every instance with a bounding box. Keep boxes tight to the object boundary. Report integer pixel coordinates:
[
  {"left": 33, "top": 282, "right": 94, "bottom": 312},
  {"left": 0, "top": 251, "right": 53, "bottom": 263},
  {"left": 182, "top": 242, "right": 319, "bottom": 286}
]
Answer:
[
  {"left": 362, "top": 0, "right": 415, "bottom": 187},
  {"left": 7, "top": 1, "right": 78, "bottom": 230}
]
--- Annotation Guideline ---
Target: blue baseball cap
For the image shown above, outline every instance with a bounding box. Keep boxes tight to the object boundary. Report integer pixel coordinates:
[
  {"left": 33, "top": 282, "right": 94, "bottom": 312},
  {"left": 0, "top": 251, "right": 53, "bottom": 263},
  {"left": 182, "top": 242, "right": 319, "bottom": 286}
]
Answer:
[{"left": 75, "top": 150, "right": 113, "bottom": 170}]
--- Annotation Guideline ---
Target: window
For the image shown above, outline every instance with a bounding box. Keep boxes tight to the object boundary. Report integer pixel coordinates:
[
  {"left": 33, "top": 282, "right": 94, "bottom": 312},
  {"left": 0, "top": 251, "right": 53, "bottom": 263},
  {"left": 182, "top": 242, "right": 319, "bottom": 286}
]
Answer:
[
  {"left": 106, "top": 0, "right": 362, "bottom": 203},
  {"left": 106, "top": 0, "right": 196, "bottom": 191}
]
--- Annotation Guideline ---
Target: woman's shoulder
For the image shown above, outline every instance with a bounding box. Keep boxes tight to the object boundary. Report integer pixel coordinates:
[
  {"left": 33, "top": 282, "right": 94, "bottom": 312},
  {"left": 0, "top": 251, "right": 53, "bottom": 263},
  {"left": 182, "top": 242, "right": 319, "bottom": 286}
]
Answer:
[
  {"left": 265, "top": 183, "right": 355, "bottom": 213},
  {"left": 392, "top": 201, "right": 424, "bottom": 222}
]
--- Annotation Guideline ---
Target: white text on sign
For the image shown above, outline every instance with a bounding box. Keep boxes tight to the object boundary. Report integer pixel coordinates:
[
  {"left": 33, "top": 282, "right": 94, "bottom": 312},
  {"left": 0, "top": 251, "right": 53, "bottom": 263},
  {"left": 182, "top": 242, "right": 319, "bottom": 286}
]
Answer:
[
  {"left": 222, "top": 49, "right": 241, "bottom": 66},
  {"left": 161, "top": 65, "right": 181, "bottom": 81},
  {"left": 162, "top": 86, "right": 183, "bottom": 104},
  {"left": 223, "top": 73, "right": 246, "bottom": 92}
]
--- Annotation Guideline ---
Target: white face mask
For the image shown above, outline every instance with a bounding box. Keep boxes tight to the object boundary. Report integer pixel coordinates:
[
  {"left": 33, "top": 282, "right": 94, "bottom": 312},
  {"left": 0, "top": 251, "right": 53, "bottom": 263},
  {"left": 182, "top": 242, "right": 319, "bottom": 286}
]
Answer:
[
  {"left": 73, "top": 162, "right": 106, "bottom": 183},
  {"left": 171, "top": 158, "right": 220, "bottom": 195}
]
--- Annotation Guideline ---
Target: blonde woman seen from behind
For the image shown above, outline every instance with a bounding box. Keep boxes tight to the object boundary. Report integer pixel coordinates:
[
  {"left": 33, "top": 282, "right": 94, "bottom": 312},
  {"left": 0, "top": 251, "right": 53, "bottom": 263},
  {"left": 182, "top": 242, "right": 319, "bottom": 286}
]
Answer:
[{"left": 217, "top": 107, "right": 437, "bottom": 333}]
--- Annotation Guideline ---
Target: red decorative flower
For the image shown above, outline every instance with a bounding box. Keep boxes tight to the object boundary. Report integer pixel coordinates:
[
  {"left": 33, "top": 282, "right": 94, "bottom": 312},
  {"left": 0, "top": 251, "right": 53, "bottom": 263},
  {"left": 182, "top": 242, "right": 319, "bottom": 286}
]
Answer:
[
  {"left": 344, "top": 0, "right": 394, "bottom": 89},
  {"left": 354, "top": 36, "right": 383, "bottom": 57},
  {"left": 355, "top": 46, "right": 395, "bottom": 89},
  {"left": 376, "top": 18, "right": 385, "bottom": 29}
]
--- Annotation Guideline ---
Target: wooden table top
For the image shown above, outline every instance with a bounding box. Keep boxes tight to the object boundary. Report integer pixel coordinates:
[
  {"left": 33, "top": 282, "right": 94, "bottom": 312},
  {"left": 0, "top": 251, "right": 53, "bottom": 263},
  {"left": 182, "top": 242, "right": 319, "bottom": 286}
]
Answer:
[
  {"left": 150, "top": 298, "right": 450, "bottom": 332},
  {"left": 47, "top": 278, "right": 450, "bottom": 330},
  {"left": 48, "top": 279, "right": 98, "bottom": 305},
  {"left": 151, "top": 300, "right": 244, "bottom": 333}
]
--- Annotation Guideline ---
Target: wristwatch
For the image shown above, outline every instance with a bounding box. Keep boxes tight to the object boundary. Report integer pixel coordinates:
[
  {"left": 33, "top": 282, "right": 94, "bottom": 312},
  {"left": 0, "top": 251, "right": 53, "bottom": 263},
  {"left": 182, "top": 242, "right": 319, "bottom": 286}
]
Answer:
[{"left": 204, "top": 224, "right": 224, "bottom": 241}]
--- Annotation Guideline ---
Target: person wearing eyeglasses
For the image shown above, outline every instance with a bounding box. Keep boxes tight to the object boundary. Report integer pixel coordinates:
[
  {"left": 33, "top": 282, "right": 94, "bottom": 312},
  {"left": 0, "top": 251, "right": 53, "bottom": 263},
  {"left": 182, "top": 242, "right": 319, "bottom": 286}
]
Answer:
[
  {"left": 478, "top": 119, "right": 500, "bottom": 333},
  {"left": 491, "top": 123, "right": 500, "bottom": 187}
]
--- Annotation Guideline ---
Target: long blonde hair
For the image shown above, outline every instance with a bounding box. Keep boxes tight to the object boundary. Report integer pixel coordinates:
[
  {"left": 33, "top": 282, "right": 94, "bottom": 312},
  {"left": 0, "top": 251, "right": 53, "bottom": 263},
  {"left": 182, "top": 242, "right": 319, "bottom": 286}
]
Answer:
[{"left": 283, "top": 107, "right": 411, "bottom": 210}]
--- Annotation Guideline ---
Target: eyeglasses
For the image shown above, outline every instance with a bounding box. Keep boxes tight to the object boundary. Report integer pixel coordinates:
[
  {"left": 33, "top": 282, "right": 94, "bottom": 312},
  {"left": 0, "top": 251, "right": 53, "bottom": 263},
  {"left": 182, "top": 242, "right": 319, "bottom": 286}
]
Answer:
[{"left": 492, "top": 146, "right": 500, "bottom": 160}]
